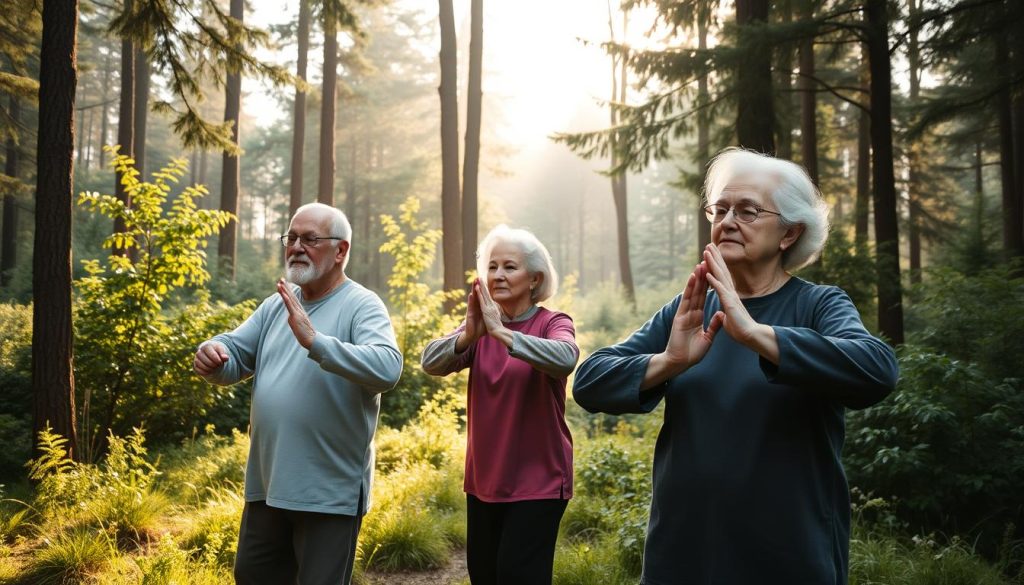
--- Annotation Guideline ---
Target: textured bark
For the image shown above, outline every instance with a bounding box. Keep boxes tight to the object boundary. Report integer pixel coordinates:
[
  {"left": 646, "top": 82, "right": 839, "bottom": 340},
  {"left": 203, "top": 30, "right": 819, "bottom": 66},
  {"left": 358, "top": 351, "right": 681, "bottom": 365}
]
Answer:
[
  {"left": 855, "top": 46, "right": 871, "bottom": 244},
  {"left": 608, "top": 2, "right": 635, "bottom": 304},
  {"left": 798, "top": 0, "right": 818, "bottom": 185},
  {"left": 995, "top": 32, "right": 1019, "bottom": 259},
  {"left": 318, "top": 11, "right": 338, "bottom": 205},
  {"left": 1, "top": 98, "right": 20, "bottom": 286},
  {"left": 132, "top": 48, "right": 149, "bottom": 177},
  {"left": 866, "top": 0, "right": 905, "bottom": 344},
  {"left": 438, "top": 0, "right": 462, "bottom": 297},
  {"left": 461, "top": 0, "right": 482, "bottom": 282},
  {"left": 33, "top": 0, "right": 80, "bottom": 460},
  {"left": 113, "top": 17, "right": 134, "bottom": 257},
  {"left": 98, "top": 49, "right": 111, "bottom": 168},
  {"left": 1009, "top": 2, "right": 1024, "bottom": 261},
  {"left": 735, "top": 0, "right": 775, "bottom": 154},
  {"left": 289, "top": 0, "right": 310, "bottom": 217},
  {"left": 218, "top": 0, "right": 243, "bottom": 278},
  {"left": 696, "top": 0, "right": 711, "bottom": 257},
  {"left": 775, "top": 0, "right": 794, "bottom": 160}
]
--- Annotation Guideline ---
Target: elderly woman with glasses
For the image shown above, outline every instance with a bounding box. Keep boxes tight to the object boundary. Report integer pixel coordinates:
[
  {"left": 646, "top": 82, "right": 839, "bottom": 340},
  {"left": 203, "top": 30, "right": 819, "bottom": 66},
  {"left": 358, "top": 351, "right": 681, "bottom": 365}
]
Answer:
[
  {"left": 573, "top": 148, "right": 899, "bottom": 585},
  {"left": 421, "top": 225, "right": 578, "bottom": 585}
]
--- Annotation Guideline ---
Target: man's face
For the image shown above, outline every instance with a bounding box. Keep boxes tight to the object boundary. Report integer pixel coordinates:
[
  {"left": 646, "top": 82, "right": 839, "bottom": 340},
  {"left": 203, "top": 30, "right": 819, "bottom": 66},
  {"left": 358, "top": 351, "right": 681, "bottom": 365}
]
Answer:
[{"left": 284, "top": 210, "right": 345, "bottom": 286}]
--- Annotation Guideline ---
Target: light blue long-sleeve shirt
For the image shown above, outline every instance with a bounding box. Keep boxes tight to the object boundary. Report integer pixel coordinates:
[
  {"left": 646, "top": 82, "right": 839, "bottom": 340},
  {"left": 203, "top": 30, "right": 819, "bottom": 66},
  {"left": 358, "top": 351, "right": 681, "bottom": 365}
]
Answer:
[{"left": 202, "top": 279, "right": 402, "bottom": 515}]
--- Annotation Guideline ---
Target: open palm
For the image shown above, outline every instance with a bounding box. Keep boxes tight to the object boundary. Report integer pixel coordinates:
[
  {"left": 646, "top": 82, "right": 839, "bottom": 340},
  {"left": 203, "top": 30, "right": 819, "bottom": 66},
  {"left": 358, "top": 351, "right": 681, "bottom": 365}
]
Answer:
[{"left": 664, "top": 263, "right": 724, "bottom": 368}]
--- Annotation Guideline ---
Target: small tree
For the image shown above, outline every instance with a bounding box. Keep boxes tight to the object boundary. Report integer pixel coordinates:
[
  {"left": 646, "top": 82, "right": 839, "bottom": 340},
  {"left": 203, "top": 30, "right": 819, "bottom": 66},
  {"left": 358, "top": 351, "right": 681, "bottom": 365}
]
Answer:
[
  {"left": 74, "top": 152, "right": 241, "bottom": 458},
  {"left": 378, "top": 197, "right": 464, "bottom": 427}
]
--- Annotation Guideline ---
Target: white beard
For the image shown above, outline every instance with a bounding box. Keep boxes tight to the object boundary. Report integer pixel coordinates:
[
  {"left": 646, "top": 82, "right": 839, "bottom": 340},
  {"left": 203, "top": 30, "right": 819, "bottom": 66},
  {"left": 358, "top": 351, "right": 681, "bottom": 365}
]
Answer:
[{"left": 286, "top": 254, "right": 322, "bottom": 285}]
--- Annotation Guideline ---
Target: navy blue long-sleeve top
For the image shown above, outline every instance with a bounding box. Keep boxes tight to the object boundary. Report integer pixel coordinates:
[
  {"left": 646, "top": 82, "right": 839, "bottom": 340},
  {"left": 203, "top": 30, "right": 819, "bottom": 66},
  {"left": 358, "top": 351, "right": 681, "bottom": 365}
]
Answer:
[{"left": 573, "top": 277, "right": 898, "bottom": 585}]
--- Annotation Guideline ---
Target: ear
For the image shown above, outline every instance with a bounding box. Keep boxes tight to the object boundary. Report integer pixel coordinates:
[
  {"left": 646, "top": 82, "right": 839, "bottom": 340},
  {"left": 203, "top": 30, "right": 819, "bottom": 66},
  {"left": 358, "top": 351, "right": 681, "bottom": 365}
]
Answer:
[
  {"left": 779, "top": 224, "right": 804, "bottom": 252},
  {"left": 530, "top": 272, "right": 543, "bottom": 294},
  {"left": 336, "top": 240, "right": 350, "bottom": 265}
]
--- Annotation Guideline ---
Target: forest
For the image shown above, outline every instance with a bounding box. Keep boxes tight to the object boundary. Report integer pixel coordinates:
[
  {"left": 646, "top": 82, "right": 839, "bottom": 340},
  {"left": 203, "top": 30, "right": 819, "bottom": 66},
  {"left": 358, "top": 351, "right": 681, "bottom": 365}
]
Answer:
[{"left": 1, "top": 0, "right": 1023, "bottom": 583}]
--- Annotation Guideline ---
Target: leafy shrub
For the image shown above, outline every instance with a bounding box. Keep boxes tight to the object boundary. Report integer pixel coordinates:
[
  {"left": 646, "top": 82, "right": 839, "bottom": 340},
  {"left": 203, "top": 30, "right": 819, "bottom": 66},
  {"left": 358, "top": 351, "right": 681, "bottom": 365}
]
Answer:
[
  {"left": 375, "top": 396, "right": 464, "bottom": 475},
  {"left": 795, "top": 230, "right": 877, "bottom": 326},
  {"left": 845, "top": 345, "right": 1024, "bottom": 547},
  {"left": 378, "top": 197, "right": 465, "bottom": 428},
  {"left": 73, "top": 154, "right": 253, "bottom": 455},
  {"left": 0, "top": 303, "right": 31, "bottom": 482},
  {"left": 849, "top": 533, "right": 1009, "bottom": 585},
  {"left": 177, "top": 488, "right": 243, "bottom": 568},
  {"left": 553, "top": 536, "right": 634, "bottom": 585},
  {"left": 907, "top": 264, "right": 1024, "bottom": 381}
]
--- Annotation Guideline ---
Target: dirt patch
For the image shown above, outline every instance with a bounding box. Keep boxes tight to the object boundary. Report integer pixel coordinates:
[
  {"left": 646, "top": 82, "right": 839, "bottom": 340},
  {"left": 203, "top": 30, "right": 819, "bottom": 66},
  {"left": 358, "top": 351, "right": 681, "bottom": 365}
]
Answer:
[{"left": 364, "top": 548, "right": 468, "bottom": 585}]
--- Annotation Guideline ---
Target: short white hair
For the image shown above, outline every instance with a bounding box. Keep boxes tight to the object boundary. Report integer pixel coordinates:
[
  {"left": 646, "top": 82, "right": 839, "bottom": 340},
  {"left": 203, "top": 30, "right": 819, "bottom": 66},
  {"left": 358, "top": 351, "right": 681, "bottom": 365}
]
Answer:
[
  {"left": 292, "top": 202, "right": 352, "bottom": 268},
  {"left": 476, "top": 224, "right": 559, "bottom": 302},
  {"left": 703, "top": 147, "right": 830, "bottom": 271}
]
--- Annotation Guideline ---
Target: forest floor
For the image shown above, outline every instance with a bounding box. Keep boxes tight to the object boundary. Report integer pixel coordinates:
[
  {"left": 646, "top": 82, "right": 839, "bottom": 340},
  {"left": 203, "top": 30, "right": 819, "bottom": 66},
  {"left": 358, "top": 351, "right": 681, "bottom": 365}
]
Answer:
[{"left": 364, "top": 549, "right": 468, "bottom": 585}]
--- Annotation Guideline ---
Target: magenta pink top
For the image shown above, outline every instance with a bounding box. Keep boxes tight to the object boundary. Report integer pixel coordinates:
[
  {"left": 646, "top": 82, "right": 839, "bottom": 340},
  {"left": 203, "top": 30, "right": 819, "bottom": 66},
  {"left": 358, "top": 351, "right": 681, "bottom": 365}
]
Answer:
[{"left": 449, "top": 308, "right": 577, "bottom": 503}]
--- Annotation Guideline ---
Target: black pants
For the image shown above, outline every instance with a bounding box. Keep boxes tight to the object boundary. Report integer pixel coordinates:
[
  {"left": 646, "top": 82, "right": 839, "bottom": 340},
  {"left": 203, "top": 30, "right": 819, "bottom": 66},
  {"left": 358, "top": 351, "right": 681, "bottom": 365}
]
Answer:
[
  {"left": 466, "top": 494, "right": 568, "bottom": 585},
  {"left": 234, "top": 500, "right": 362, "bottom": 585}
]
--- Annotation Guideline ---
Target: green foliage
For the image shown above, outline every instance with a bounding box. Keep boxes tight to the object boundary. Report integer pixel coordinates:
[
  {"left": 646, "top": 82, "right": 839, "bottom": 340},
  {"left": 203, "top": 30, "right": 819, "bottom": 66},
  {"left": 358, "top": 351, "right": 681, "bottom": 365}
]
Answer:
[
  {"left": 845, "top": 346, "right": 1024, "bottom": 547},
  {"left": 375, "top": 396, "right": 464, "bottom": 475},
  {"left": 359, "top": 507, "right": 450, "bottom": 572},
  {"left": 158, "top": 428, "right": 248, "bottom": 504},
  {"left": 74, "top": 154, "right": 253, "bottom": 453},
  {"left": 796, "top": 230, "right": 878, "bottom": 325},
  {"left": 907, "top": 264, "right": 1024, "bottom": 381},
  {"left": 0, "top": 303, "right": 31, "bottom": 481},
  {"left": 24, "top": 528, "right": 116, "bottom": 585},
  {"left": 849, "top": 533, "right": 1010, "bottom": 585},
  {"left": 177, "top": 489, "right": 243, "bottom": 568},
  {"left": 378, "top": 197, "right": 465, "bottom": 427},
  {"left": 552, "top": 536, "right": 635, "bottom": 585}
]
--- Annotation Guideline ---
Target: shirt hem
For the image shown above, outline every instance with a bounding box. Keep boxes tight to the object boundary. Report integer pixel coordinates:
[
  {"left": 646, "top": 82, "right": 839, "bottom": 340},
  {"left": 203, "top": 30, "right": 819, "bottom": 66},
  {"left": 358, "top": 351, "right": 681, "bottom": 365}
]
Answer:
[
  {"left": 247, "top": 494, "right": 364, "bottom": 516},
  {"left": 464, "top": 489, "right": 572, "bottom": 503}
]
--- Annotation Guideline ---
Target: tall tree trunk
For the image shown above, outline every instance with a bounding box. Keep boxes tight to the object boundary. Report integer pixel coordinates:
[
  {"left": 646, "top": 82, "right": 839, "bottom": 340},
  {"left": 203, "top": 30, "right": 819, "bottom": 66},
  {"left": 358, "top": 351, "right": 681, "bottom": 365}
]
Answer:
[
  {"left": 98, "top": 49, "right": 111, "bottom": 168},
  {"left": 608, "top": 1, "right": 635, "bottom": 305},
  {"left": 906, "top": 0, "right": 922, "bottom": 283},
  {"left": 866, "top": 0, "right": 905, "bottom": 344},
  {"left": 218, "top": 0, "right": 243, "bottom": 279},
  {"left": 995, "top": 32, "right": 1019, "bottom": 259},
  {"left": 855, "top": 46, "right": 871, "bottom": 245},
  {"left": 798, "top": 0, "right": 818, "bottom": 184},
  {"left": 735, "top": 0, "right": 775, "bottom": 153},
  {"left": 132, "top": 48, "right": 149, "bottom": 177},
  {"left": 1, "top": 98, "right": 20, "bottom": 286},
  {"left": 1009, "top": 3, "right": 1024, "bottom": 262},
  {"left": 696, "top": 0, "right": 711, "bottom": 257},
  {"left": 462, "top": 0, "right": 483, "bottom": 281},
  {"left": 113, "top": 6, "right": 134, "bottom": 257},
  {"left": 84, "top": 107, "right": 94, "bottom": 169},
  {"left": 775, "top": 0, "right": 794, "bottom": 160},
  {"left": 438, "top": 0, "right": 463, "bottom": 297},
  {"left": 289, "top": 0, "right": 310, "bottom": 217},
  {"left": 319, "top": 10, "right": 338, "bottom": 206},
  {"left": 33, "top": 0, "right": 79, "bottom": 460}
]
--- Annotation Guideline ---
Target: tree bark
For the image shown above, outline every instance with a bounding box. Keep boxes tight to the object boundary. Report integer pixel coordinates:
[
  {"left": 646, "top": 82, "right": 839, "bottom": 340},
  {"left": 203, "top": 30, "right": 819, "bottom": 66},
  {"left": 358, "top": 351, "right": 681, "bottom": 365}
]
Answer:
[
  {"left": 113, "top": 12, "right": 134, "bottom": 257},
  {"left": 33, "top": 0, "right": 79, "bottom": 460},
  {"left": 289, "top": 0, "right": 310, "bottom": 217},
  {"left": 318, "top": 9, "right": 338, "bottom": 206},
  {"left": 218, "top": 0, "right": 243, "bottom": 279},
  {"left": 907, "top": 0, "right": 922, "bottom": 283},
  {"left": 438, "top": 0, "right": 463, "bottom": 297},
  {"left": 462, "top": 0, "right": 483, "bottom": 282},
  {"left": 1, "top": 98, "right": 20, "bottom": 287},
  {"left": 98, "top": 48, "right": 111, "bottom": 168},
  {"left": 132, "top": 48, "right": 149, "bottom": 177},
  {"left": 775, "top": 0, "right": 794, "bottom": 160},
  {"left": 696, "top": 0, "right": 711, "bottom": 257},
  {"left": 855, "top": 45, "right": 871, "bottom": 244},
  {"left": 866, "top": 0, "right": 905, "bottom": 344},
  {"left": 995, "top": 32, "right": 1019, "bottom": 260},
  {"left": 609, "top": 2, "right": 635, "bottom": 305},
  {"left": 798, "top": 0, "right": 818, "bottom": 185},
  {"left": 1009, "top": 1, "right": 1024, "bottom": 262},
  {"left": 735, "top": 0, "right": 775, "bottom": 154}
]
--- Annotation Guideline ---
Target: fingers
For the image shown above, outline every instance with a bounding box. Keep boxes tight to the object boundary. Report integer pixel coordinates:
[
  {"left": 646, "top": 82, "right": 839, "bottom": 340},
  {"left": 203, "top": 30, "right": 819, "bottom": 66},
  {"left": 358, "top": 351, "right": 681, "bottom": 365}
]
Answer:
[
  {"left": 705, "top": 311, "right": 725, "bottom": 340},
  {"left": 194, "top": 343, "right": 228, "bottom": 374},
  {"left": 277, "top": 279, "right": 297, "bottom": 314}
]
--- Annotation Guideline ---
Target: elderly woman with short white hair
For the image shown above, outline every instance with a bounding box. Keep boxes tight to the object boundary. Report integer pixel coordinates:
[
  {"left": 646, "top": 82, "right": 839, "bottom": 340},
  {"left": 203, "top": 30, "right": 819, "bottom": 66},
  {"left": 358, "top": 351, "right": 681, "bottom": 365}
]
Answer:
[
  {"left": 421, "top": 225, "right": 578, "bottom": 585},
  {"left": 573, "top": 148, "right": 899, "bottom": 585}
]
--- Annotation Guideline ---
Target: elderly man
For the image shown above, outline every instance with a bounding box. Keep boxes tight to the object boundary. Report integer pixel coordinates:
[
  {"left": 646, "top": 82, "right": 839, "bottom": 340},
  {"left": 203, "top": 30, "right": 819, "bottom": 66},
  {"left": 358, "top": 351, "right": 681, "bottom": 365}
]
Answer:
[{"left": 194, "top": 202, "right": 403, "bottom": 585}]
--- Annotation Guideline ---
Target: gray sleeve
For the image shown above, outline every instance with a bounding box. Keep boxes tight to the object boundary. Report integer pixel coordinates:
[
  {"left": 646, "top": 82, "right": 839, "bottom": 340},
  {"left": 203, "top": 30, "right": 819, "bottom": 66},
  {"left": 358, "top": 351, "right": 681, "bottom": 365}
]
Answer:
[
  {"left": 307, "top": 293, "right": 403, "bottom": 392},
  {"left": 509, "top": 332, "right": 579, "bottom": 377},
  {"left": 421, "top": 333, "right": 470, "bottom": 376},
  {"left": 200, "top": 298, "right": 267, "bottom": 386}
]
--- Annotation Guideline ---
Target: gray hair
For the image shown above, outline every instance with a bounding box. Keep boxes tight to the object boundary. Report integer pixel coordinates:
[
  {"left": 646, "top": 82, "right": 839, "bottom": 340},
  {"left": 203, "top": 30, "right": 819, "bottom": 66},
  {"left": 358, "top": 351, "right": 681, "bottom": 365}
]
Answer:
[
  {"left": 703, "top": 147, "right": 830, "bottom": 271},
  {"left": 292, "top": 202, "right": 353, "bottom": 268},
  {"left": 476, "top": 224, "right": 559, "bottom": 302}
]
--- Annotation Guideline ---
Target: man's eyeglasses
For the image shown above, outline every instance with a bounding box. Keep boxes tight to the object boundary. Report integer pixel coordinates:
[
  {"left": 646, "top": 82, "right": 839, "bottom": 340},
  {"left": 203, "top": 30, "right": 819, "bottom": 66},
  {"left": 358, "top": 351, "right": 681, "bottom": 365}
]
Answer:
[
  {"left": 279, "top": 234, "right": 344, "bottom": 248},
  {"left": 704, "top": 203, "right": 782, "bottom": 224}
]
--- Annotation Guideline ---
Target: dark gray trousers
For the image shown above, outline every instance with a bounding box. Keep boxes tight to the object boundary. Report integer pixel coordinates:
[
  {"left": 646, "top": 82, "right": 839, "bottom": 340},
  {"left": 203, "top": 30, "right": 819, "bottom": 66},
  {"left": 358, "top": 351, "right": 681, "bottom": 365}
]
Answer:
[{"left": 233, "top": 500, "right": 362, "bottom": 585}]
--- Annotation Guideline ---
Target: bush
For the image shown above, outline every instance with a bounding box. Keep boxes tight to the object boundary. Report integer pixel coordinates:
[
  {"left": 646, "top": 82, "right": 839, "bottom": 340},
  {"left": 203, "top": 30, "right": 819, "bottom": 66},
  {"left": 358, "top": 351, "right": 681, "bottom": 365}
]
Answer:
[
  {"left": 23, "top": 528, "right": 115, "bottom": 585},
  {"left": 177, "top": 489, "right": 243, "bottom": 568},
  {"left": 158, "top": 427, "right": 249, "bottom": 503},
  {"left": 359, "top": 508, "right": 449, "bottom": 572},
  {"left": 849, "top": 533, "right": 1009, "bottom": 585},
  {"left": 845, "top": 346, "right": 1024, "bottom": 548},
  {"left": 0, "top": 303, "right": 31, "bottom": 482},
  {"left": 553, "top": 536, "right": 634, "bottom": 585}
]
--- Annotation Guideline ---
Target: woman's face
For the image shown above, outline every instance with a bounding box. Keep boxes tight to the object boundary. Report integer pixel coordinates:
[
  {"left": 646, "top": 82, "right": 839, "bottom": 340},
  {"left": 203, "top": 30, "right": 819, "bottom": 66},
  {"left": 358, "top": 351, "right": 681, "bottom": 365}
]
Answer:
[
  {"left": 487, "top": 241, "right": 538, "bottom": 309},
  {"left": 710, "top": 175, "right": 793, "bottom": 270}
]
